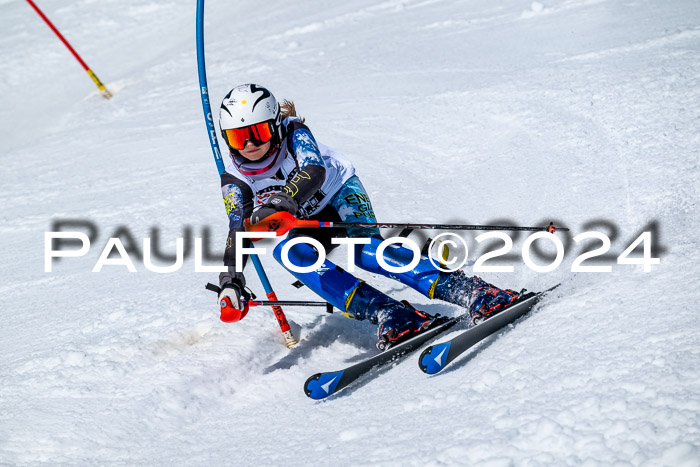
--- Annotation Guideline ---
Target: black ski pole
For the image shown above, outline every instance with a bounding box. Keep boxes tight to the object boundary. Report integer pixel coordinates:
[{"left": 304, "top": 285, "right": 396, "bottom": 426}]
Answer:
[{"left": 205, "top": 283, "right": 334, "bottom": 313}]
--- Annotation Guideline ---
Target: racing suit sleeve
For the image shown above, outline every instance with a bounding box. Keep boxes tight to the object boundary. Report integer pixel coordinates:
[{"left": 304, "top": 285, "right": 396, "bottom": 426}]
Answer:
[
  {"left": 283, "top": 120, "right": 326, "bottom": 212},
  {"left": 219, "top": 173, "right": 255, "bottom": 290}
]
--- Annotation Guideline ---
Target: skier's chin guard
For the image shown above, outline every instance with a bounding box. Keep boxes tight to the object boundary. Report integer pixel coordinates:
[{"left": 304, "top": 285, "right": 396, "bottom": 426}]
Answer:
[{"left": 219, "top": 297, "right": 249, "bottom": 323}]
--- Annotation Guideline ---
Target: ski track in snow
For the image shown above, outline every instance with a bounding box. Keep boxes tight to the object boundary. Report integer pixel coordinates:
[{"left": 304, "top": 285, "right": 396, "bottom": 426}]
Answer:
[{"left": 1, "top": 0, "right": 700, "bottom": 465}]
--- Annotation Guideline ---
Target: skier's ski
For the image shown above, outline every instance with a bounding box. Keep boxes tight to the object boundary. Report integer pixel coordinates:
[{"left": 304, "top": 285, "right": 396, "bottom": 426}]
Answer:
[
  {"left": 304, "top": 314, "right": 468, "bottom": 400},
  {"left": 418, "top": 285, "right": 559, "bottom": 375}
]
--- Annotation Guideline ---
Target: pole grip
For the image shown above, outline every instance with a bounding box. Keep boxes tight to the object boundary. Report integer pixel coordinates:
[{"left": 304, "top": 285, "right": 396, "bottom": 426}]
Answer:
[{"left": 244, "top": 211, "right": 319, "bottom": 238}]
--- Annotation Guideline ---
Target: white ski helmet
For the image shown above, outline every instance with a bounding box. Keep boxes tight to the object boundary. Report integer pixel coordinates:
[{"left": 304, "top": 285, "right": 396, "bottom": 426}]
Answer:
[{"left": 219, "top": 84, "right": 283, "bottom": 153}]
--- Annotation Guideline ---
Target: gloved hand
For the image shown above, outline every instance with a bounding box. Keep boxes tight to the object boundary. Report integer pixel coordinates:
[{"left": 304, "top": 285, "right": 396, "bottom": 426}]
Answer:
[
  {"left": 250, "top": 192, "right": 298, "bottom": 224},
  {"left": 218, "top": 282, "right": 250, "bottom": 322}
]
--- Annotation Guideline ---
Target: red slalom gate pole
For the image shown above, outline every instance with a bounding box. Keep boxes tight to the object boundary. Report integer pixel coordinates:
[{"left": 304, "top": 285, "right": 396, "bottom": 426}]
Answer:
[{"left": 25, "top": 0, "right": 112, "bottom": 99}]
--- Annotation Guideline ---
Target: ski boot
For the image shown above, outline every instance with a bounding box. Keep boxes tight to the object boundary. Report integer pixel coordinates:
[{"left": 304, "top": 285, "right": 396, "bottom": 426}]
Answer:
[
  {"left": 433, "top": 271, "right": 519, "bottom": 325},
  {"left": 346, "top": 282, "right": 440, "bottom": 351},
  {"left": 375, "top": 301, "right": 441, "bottom": 351},
  {"left": 467, "top": 284, "right": 520, "bottom": 325}
]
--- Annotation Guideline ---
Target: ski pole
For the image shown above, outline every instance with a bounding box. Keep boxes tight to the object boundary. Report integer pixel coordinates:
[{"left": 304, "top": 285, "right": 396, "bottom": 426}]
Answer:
[
  {"left": 316, "top": 221, "right": 567, "bottom": 232},
  {"left": 246, "top": 299, "right": 331, "bottom": 308},
  {"left": 206, "top": 283, "right": 332, "bottom": 310},
  {"left": 196, "top": 0, "right": 297, "bottom": 348},
  {"left": 245, "top": 211, "right": 570, "bottom": 237},
  {"left": 25, "top": 0, "right": 112, "bottom": 99}
]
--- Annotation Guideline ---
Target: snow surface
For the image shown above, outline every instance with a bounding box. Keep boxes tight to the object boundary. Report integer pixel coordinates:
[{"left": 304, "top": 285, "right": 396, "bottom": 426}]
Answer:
[{"left": 2, "top": 0, "right": 700, "bottom": 465}]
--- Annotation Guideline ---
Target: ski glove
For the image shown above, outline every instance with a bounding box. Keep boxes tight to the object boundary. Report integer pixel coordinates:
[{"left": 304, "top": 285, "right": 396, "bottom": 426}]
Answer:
[
  {"left": 218, "top": 282, "right": 250, "bottom": 322},
  {"left": 250, "top": 192, "right": 298, "bottom": 225}
]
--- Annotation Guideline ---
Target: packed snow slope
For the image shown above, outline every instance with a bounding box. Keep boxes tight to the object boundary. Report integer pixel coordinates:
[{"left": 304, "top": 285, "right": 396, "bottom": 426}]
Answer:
[{"left": 2, "top": 0, "right": 699, "bottom": 465}]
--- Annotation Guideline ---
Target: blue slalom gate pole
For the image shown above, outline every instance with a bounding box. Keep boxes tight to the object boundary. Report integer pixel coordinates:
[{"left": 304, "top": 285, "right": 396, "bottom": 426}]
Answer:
[
  {"left": 196, "top": 0, "right": 297, "bottom": 347},
  {"left": 196, "top": 0, "right": 224, "bottom": 175}
]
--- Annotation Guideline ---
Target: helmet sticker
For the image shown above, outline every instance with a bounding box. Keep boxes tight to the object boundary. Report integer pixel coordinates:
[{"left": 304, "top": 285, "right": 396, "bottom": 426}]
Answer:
[{"left": 250, "top": 84, "right": 271, "bottom": 112}]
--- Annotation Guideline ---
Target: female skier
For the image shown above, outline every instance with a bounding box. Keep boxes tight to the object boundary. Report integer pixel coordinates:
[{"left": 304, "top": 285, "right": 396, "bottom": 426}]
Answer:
[{"left": 216, "top": 83, "right": 519, "bottom": 350}]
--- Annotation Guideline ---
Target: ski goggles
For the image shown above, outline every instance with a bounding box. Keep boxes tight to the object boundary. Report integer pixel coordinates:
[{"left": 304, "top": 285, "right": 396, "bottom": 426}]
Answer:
[{"left": 223, "top": 122, "right": 274, "bottom": 150}]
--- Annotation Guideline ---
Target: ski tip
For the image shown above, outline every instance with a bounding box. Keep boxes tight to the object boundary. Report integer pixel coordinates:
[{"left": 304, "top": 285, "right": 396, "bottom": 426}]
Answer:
[
  {"left": 514, "top": 283, "right": 559, "bottom": 306},
  {"left": 539, "top": 283, "right": 561, "bottom": 296},
  {"left": 419, "top": 341, "right": 451, "bottom": 375},
  {"left": 304, "top": 370, "right": 344, "bottom": 400}
]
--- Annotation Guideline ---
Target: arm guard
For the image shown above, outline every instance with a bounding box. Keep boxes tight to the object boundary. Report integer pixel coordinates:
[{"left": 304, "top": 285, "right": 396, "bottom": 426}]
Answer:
[
  {"left": 219, "top": 173, "right": 255, "bottom": 289},
  {"left": 283, "top": 121, "right": 326, "bottom": 207}
]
